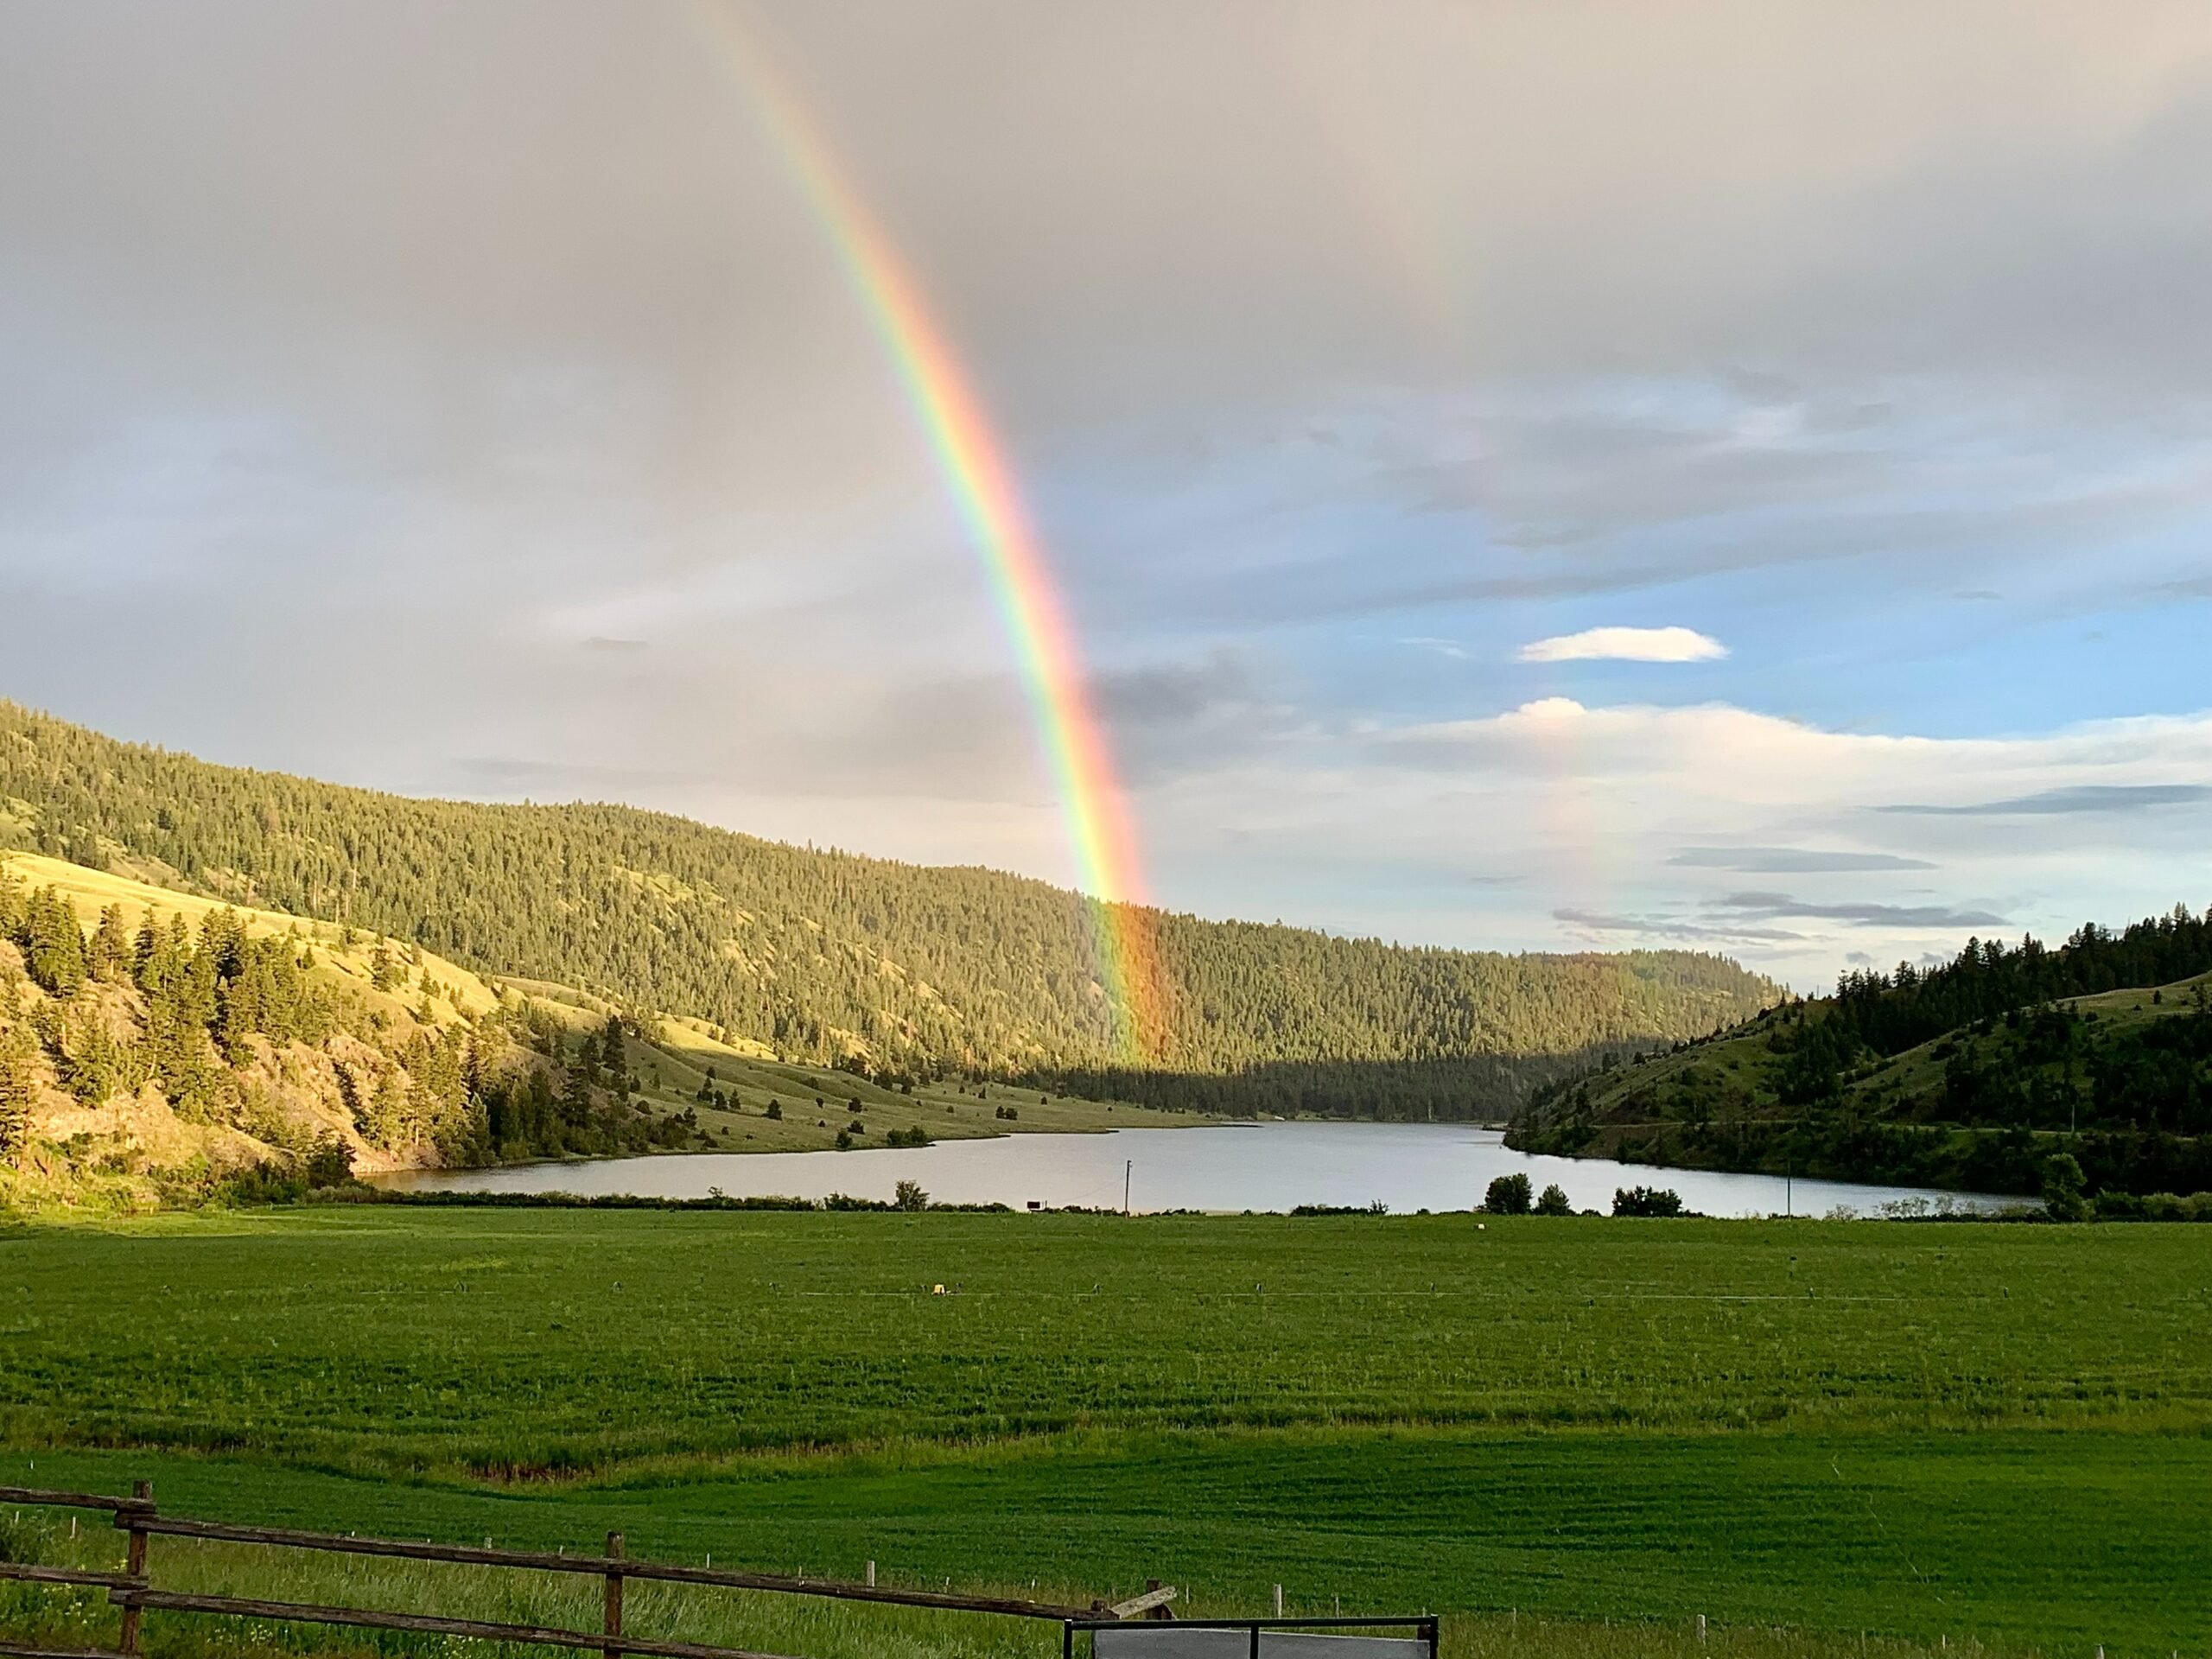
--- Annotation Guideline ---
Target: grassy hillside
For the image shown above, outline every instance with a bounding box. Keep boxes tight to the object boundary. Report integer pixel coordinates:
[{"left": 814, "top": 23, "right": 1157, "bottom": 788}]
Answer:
[
  {"left": 1510, "top": 908, "right": 2212, "bottom": 1201},
  {"left": 0, "top": 853, "right": 1188, "bottom": 1208},
  {"left": 4, "top": 1209, "right": 2209, "bottom": 1649},
  {"left": 0, "top": 701, "right": 1776, "bottom": 1117}
]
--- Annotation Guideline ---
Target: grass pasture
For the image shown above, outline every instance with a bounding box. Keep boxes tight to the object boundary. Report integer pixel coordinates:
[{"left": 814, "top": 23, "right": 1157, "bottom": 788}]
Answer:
[{"left": 3, "top": 1209, "right": 2209, "bottom": 1655}]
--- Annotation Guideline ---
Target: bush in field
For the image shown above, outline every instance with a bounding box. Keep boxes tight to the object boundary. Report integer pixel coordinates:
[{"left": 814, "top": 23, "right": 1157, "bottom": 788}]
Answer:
[
  {"left": 893, "top": 1179, "right": 929, "bottom": 1211},
  {"left": 1613, "top": 1185, "right": 1683, "bottom": 1217},
  {"left": 2041, "top": 1153, "right": 2091, "bottom": 1223},
  {"left": 2094, "top": 1188, "right": 2212, "bottom": 1221},
  {"left": 1536, "top": 1182, "right": 1573, "bottom": 1216},
  {"left": 1484, "top": 1173, "right": 1533, "bottom": 1215}
]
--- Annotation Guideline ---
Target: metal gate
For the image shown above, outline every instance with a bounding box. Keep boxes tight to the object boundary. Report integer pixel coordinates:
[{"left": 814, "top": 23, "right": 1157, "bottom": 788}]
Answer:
[{"left": 1070, "top": 1617, "right": 1439, "bottom": 1659}]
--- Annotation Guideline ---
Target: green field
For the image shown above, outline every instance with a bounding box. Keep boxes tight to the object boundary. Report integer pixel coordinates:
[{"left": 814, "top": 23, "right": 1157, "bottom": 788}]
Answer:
[{"left": 4, "top": 1209, "right": 2209, "bottom": 1656}]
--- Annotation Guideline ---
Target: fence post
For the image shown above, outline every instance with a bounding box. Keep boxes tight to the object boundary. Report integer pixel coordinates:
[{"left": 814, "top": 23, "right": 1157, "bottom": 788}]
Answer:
[
  {"left": 118, "top": 1480, "right": 153, "bottom": 1658},
  {"left": 602, "top": 1532, "right": 624, "bottom": 1659}
]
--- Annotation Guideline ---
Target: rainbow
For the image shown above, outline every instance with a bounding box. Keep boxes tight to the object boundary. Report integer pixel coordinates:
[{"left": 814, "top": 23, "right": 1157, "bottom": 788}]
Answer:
[{"left": 694, "top": 4, "right": 1163, "bottom": 1059}]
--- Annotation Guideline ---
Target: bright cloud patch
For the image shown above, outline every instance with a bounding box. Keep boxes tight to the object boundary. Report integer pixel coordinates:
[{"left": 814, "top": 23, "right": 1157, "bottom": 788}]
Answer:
[
  {"left": 1141, "top": 699, "right": 2212, "bottom": 986},
  {"left": 1516, "top": 626, "right": 1728, "bottom": 664}
]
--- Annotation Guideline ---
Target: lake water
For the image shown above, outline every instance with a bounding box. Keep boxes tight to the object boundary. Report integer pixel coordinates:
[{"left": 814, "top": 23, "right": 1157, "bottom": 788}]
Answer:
[{"left": 376, "top": 1122, "right": 2013, "bottom": 1218}]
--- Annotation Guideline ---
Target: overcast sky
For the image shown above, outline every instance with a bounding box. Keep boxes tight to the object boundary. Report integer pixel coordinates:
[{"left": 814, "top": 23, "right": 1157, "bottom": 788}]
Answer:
[{"left": 4, "top": 1, "right": 2210, "bottom": 984}]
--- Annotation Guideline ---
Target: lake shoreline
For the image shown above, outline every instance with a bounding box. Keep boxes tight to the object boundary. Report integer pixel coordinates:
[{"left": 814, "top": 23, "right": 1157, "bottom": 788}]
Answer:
[{"left": 375, "top": 1121, "right": 2012, "bottom": 1219}]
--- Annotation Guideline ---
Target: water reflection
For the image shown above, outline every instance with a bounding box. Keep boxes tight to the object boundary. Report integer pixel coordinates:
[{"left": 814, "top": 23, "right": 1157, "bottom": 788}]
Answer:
[{"left": 377, "top": 1122, "right": 2013, "bottom": 1218}]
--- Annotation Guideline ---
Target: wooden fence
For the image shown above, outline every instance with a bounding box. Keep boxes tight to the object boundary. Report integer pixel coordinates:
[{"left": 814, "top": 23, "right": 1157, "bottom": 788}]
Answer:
[{"left": 0, "top": 1482, "right": 1178, "bottom": 1659}]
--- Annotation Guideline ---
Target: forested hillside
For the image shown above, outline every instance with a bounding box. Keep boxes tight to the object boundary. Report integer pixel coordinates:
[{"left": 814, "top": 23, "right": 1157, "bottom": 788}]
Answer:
[
  {"left": 1510, "top": 907, "right": 2212, "bottom": 1201},
  {"left": 1, "top": 853, "right": 1198, "bottom": 1206},
  {"left": 0, "top": 702, "right": 1774, "bottom": 1116},
  {"left": 0, "top": 855, "right": 707, "bottom": 1205}
]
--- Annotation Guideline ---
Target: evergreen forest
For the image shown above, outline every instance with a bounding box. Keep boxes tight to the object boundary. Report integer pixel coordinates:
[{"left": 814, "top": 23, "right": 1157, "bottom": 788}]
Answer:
[
  {"left": 0, "top": 857, "right": 702, "bottom": 1194},
  {"left": 0, "top": 702, "right": 1776, "bottom": 1119},
  {"left": 1511, "top": 906, "right": 2212, "bottom": 1201}
]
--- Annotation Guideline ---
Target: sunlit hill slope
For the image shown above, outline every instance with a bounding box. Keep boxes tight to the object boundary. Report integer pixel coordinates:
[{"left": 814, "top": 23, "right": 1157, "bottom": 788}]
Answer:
[{"left": 0, "top": 700, "right": 1776, "bottom": 1123}]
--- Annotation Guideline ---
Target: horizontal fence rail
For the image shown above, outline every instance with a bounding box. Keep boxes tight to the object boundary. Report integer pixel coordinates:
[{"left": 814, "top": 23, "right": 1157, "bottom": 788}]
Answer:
[
  {"left": 0, "top": 1567, "right": 142, "bottom": 1592},
  {"left": 0, "top": 1491, "right": 151, "bottom": 1516},
  {"left": 0, "top": 1482, "right": 1179, "bottom": 1659},
  {"left": 127, "top": 1516, "right": 1105, "bottom": 1620}
]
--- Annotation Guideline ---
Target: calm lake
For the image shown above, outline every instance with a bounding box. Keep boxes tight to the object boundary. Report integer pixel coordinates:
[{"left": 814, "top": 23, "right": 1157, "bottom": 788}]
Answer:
[{"left": 377, "top": 1122, "right": 2012, "bottom": 1218}]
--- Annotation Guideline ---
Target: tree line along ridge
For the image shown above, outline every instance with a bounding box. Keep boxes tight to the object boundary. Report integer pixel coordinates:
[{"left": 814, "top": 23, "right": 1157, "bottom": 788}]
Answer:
[{"left": 0, "top": 700, "right": 1775, "bottom": 1122}]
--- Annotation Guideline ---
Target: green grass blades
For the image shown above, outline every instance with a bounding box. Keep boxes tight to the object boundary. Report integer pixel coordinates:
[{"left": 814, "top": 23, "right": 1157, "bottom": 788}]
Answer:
[
  {"left": 4, "top": 1210, "right": 2208, "bottom": 1471},
  {"left": 4, "top": 1433, "right": 2207, "bottom": 1653},
  {"left": 3, "top": 1208, "right": 2210, "bottom": 1651}
]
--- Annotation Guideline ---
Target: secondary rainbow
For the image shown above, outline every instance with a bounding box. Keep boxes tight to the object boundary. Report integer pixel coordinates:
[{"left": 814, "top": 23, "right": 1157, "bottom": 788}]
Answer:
[{"left": 695, "top": 4, "right": 1162, "bottom": 1058}]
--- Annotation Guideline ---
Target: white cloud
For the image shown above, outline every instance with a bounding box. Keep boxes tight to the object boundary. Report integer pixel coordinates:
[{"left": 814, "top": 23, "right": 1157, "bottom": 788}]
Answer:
[
  {"left": 1516, "top": 626, "right": 1728, "bottom": 664},
  {"left": 1143, "top": 698, "right": 2212, "bottom": 984}
]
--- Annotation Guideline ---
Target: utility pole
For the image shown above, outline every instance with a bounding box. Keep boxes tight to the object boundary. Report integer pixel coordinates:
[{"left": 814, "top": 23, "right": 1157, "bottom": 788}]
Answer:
[{"left": 1124, "top": 1159, "right": 1132, "bottom": 1215}]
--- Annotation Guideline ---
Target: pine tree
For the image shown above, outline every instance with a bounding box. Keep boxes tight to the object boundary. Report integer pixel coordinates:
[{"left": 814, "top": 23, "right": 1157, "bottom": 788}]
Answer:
[
  {"left": 370, "top": 1067, "right": 409, "bottom": 1147},
  {"left": 0, "top": 1019, "right": 39, "bottom": 1152},
  {"left": 140, "top": 912, "right": 216, "bottom": 1110},
  {"left": 198, "top": 907, "right": 246, "bottom": 982},
  {"left": 90, "top": 904, "right": 133, "bottom": 982},
  {"left": 19, "top": 887, "right": 87, "bottom": 997},
  {"left": 0, "top": 864, "right": 26, "bottom": 940},
  {"left": 559, "top": 1055, "right": 596, "bottom": 1130},
  {"left": 55, "top": 1002, "right": 126, "bottom": 1107},
  {"left": 133, "top": 908, "right": 161, "bottom": 979}
]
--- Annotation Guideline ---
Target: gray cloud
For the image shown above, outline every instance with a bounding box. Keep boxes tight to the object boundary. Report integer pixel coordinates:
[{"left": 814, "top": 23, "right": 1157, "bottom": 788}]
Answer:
[
  {"left": 1553, "top": 906, "right": 1805, "bottom": 944},
  {"left": 1880, "top": 784, "right": 2212, "bottom": 816},
  {"left": 1708, "top": 892, "right": 2006, "bottom": 929},
  {"left": 1091, "top": 652, "right": 1261, "bottom": 728},
  {"left": 4, "top": 0, "right": 2212, "bottom": 962},
  {"left": 1669, "top": 847, "right": 1937, "bottom": 873}
]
